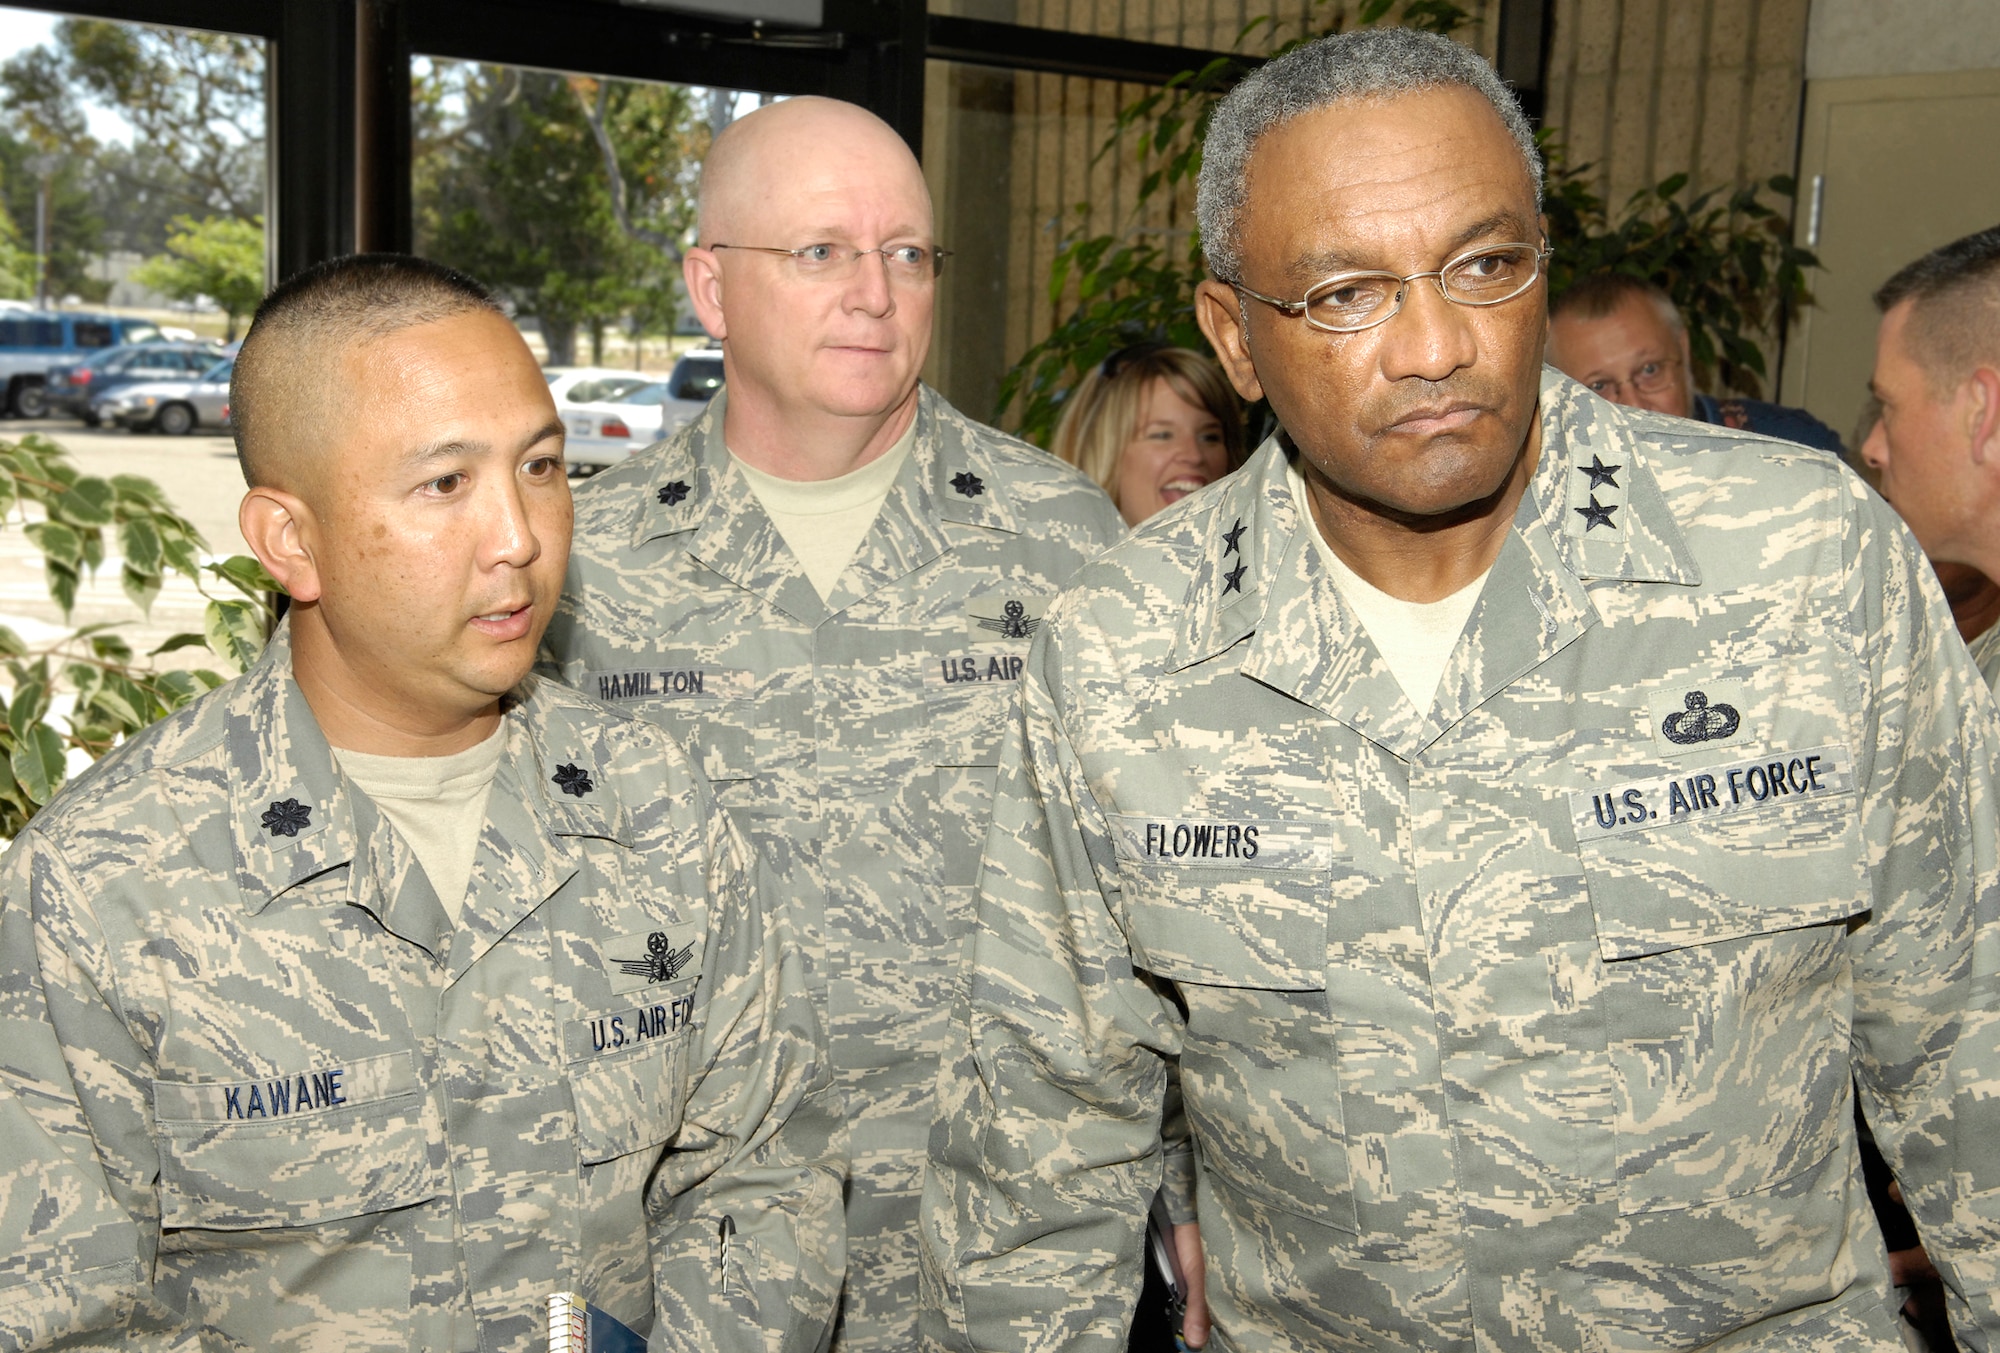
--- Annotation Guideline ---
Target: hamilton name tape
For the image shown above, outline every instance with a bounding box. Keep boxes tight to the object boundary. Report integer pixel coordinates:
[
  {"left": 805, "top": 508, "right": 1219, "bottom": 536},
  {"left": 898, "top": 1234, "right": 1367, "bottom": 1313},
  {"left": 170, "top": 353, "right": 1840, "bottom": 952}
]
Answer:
[{"left": 583, "top": 664, "right": 754, "bottom": 704}]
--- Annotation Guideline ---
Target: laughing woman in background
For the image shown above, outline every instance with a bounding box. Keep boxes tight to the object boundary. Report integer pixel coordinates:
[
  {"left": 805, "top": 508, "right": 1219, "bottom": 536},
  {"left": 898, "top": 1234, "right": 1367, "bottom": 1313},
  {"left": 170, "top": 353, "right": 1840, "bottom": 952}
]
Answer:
[{"left": 1053, "top": 343, "right": 1247, "bottom": 526}]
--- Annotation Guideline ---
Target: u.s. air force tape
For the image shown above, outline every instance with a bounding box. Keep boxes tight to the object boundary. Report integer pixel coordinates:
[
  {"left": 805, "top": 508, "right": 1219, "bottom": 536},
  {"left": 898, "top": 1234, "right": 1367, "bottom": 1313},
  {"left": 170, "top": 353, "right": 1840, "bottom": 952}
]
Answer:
[
  {"left": 1108, "top": 814, "right": 1333, "bottom": 871},
  {"left": 1569, "top": 743, "right": 1852, "bottom": 843}
]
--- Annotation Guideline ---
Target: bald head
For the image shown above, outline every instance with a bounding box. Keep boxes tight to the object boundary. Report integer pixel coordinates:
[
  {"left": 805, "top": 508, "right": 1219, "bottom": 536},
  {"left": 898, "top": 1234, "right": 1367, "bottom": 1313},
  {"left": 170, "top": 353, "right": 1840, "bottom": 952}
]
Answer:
[
  {"left": 697, "top": 96, "right": 930, "bottom": 245},
  {"left": 231, "top": 254, "right": 504, "bottom": 490}
]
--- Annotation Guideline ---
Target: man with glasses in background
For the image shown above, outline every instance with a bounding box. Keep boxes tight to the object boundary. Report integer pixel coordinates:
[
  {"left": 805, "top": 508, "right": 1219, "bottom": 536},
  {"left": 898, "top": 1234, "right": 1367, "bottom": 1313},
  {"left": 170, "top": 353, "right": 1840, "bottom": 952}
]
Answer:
[
  {"left": 544, "top": 96, "right": 1123, "bottom": 1351},
  {"left": 1548, "top": 270, "right": 1845, "bottom": 452},
  {"left": 924, "top": 27, "right": 2000, "bottom": 1351}
]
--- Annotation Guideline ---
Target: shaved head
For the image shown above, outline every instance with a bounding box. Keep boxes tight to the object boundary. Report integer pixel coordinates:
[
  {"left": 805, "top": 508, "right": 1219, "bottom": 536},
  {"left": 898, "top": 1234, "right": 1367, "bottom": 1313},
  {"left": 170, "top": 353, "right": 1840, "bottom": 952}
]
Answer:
[
  {"left": 232, "top": 254, "right": 505, "bottom": 490},
  {"left": 1874, "top": 224, "right": 2000, "bottom": 395},
  {"left": 696, "top": 96, "right": 929, "bottom": 246}
]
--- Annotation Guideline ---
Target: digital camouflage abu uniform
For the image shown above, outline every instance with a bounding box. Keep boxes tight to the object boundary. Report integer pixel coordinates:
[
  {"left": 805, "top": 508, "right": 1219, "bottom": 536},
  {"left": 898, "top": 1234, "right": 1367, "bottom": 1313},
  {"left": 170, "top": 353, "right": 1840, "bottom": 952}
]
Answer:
[
  {"left": 1969, "top": 621, "right": 2000, "bottom": 692},
  {"left": 0, "top": 626, "right": 845, "bottom": 1353},
  {"left": 922, "top": 368, "right": 2000, "bottom": 1351},
  {"left": 544, "top": 387, "right": 1124, "bottom": 1348}
]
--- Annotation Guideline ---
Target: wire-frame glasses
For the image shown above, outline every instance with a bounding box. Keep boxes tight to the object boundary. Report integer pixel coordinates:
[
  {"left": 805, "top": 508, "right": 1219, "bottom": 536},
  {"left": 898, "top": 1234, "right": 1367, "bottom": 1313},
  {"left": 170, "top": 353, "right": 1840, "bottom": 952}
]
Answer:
[{"left": 1225, "top": 242, "right": 1550, "bottom": 334}]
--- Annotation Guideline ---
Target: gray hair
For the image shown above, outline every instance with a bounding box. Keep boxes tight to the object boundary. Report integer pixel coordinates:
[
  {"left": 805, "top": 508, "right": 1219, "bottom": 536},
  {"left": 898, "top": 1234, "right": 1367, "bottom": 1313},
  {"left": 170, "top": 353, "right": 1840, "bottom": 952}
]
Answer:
[{"left": 1196, "top": 27, "right": 1544, "bottom": 282}]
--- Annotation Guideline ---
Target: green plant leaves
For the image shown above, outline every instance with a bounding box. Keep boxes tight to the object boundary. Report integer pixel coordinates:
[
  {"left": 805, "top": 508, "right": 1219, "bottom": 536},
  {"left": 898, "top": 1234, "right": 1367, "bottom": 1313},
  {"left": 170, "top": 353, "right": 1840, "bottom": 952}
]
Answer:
[
  {"left": 203, "top": 598, "right": 265, "bottom": 674},
  {"left": 0, "top": 434, "right": 281, "bottom": 836},
  {"left": 205, "top": 554, "right": 281, "bottom": 600},
  {"left": 10, "top": 723, "right": 65, "bottom": 805}
]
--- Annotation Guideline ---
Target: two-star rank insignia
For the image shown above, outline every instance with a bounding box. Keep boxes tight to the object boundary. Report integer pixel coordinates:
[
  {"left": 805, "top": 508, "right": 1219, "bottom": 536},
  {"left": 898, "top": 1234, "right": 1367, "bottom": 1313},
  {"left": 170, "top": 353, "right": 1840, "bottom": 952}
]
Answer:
[
  {"left": 950, "top": 471, "right": 985, "bottom": 498},
  {"left": 657, "top": 480, "right": 690, "bottom": 506},
  {"left": 260, "top": 797, "right": 311, "bottom": 838},
  {"left": 1575, "top": 497, "right": 1618, "bottom": 531},
  {"left": 552, "top": 763, "right": 595, "bottom": 797},
  {"left": 1221, "top": 518, "right": 1246, "bottom": 556},
  {"left": 1578, "top": 455, "right": 1622, "bottom": 491}
]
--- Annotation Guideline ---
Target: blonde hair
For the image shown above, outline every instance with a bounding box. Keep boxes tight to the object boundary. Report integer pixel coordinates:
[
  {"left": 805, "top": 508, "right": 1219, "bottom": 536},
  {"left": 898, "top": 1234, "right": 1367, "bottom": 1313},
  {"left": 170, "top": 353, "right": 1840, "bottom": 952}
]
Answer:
[{"left": 1051, "top": 345, "right": 1247, "bottom": 504}]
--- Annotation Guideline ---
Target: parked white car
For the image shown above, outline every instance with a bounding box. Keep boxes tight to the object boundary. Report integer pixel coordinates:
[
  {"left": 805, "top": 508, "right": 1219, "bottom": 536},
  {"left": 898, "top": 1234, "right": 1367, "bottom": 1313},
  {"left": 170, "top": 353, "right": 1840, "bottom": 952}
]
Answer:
[
  {"left": 563, "top": 351, "right": 727, "bottom": 474},
  {"left": 543, "top": 366, "right": 648, "bottom": 407},
  {"left": 563, "top": 380, "right": 673, "bottom": 473}
]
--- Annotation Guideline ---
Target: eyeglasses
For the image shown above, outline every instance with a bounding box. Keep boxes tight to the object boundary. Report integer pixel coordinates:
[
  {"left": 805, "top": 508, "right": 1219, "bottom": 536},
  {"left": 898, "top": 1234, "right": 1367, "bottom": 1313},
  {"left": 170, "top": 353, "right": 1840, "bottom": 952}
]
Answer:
[
  {"left": 707, "top": 241, "right": 952, "bottom": 280},
  {"left": 1224, "top": 242, "right": 1550, "bottom": 334},
  {"left": 1583, "top": 356, "right": 1683, "bottom": 401}
]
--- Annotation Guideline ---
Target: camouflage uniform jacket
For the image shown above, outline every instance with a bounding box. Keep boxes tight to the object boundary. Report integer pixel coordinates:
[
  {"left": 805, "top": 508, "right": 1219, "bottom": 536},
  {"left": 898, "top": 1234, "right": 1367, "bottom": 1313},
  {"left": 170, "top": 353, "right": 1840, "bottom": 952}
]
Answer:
[
  {"left": 0, "top": 627, "right": 845, "bottom": 1352},
  {"left": 1969, "top": 620, "right": 2000, "bottom": 692},
  {"left": 922, "top": 369, "right": 2000, "bottom": 1352},
  {"left": 545, "top": 386, "right": 1124, "bottom": 1348}
]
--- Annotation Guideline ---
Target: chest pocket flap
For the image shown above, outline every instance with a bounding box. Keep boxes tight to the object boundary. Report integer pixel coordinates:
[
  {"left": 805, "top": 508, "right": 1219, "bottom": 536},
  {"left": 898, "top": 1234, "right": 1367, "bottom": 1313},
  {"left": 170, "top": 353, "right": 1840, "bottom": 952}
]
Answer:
[
  {"left": 566, "top": 995, "right": 694, "bottom": 1165},
  {"left": 151, "top": 1049, "right": 441, "bottom": 1230},
  {"left": 1572, "top": 746, "right": 1869, "bottom": 960}
]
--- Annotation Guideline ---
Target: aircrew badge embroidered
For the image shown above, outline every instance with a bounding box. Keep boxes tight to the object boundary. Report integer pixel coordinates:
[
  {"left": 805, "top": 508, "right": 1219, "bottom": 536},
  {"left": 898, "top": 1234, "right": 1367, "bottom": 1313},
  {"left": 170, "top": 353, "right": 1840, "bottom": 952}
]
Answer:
[
  {"left": 606, "top": 925, "right": 701, "bottom": 994},
  {"left": 973, "top": 599, "right": 1038, "bottom": 639},
  {"left": 964, "top": 596, "right": 1045, "bottom": 645}
]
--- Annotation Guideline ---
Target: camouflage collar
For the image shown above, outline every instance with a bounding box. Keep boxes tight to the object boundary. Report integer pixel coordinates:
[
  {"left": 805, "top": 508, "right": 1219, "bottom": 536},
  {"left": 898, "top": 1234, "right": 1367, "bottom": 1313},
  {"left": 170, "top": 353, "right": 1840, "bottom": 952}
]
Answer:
[
  {"left": 631, "top": 385, "right": 1022, "bottom": 540},
  {"left": 225, "top": 628, "right": 611, "bottom": 929},
  {"left": 626, "top": 385, "right": 1022, "bottom": 620},
  {"left": 1162, "top": 375, "right": 1700, "bottom": 755},
  {"left": 1529, "top": 367, "right": 1700, "bottom": 588}
]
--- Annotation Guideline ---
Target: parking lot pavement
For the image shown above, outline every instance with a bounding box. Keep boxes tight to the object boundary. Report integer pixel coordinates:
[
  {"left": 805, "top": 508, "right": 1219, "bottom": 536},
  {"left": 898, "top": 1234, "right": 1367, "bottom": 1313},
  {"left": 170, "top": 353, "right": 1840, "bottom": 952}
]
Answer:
[{"left": 0, "top": 417, "right": 254, "bottom": 676}]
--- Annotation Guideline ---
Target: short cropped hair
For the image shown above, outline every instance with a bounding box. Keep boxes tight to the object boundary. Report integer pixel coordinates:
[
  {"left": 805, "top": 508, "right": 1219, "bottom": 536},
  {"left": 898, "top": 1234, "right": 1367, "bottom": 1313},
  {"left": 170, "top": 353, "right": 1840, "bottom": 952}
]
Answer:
[
  {"left": 1549, "top": 272, "right": 1683, "bottom": 329},
  {"left": 1051, "top": 344, "right": 1247, "bottom": 505},
  {"left": 231, "top": 254, "right": 502, "bottom": 486},
  {"left": 1196, "top": 27, "right": 1543, "bottom": 284},
  {"left": 1873, "top": 225, "right": 2000, "bottom": 392}
]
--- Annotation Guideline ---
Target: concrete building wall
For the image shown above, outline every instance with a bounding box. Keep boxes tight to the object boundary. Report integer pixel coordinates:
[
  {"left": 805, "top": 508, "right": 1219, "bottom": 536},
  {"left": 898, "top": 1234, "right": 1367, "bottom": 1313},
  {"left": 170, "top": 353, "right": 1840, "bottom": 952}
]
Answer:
[
  {"left": 1540, "top": 0, "right": 1812, "bottom": 208},
  {"left": 923, "top": 0, "right": 1499, "bottom": 429},
  {"left": 1804, "top": 0, "right": 2000, "bottom": 80}
]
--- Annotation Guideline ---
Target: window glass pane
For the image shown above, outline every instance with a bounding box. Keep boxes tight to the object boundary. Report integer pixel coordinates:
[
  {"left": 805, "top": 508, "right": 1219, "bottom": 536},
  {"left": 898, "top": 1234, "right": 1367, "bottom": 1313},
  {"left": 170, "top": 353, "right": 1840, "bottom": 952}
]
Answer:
[
  {"left": 922, "top": 58, "right": 1200, "bottom": 430},
  {"left": 413, "top": 59, "right": 718, "bottom": 380},
  {"left": 926, "top": 0, "right": 1334, "bottom": 48},
  {"left": 0, "top": 10, "right": 268, "bottom": 675}
]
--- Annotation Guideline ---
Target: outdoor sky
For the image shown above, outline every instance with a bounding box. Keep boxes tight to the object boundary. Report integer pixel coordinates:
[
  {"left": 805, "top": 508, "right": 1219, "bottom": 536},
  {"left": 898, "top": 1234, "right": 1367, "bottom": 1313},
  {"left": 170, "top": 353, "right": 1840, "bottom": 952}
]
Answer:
[{"left": 0, "top": 4, "right": 139, "bottom": 143}]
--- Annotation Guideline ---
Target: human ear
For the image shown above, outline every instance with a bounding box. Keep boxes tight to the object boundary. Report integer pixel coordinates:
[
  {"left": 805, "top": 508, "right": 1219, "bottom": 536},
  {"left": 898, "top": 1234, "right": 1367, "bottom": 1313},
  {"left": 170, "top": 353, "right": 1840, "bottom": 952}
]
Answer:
[
  {"left": 1966, "top": 367, "right": 2000, "bottom": 466},
  {"left": 1195, "top": 279, "right": 1266, "bottom": 404},
  {"left": 239, "top": 487, "right": 323, "bottom": 604},
  {"left": 683, "top": 249, "right": 729, "bottom": 342}
]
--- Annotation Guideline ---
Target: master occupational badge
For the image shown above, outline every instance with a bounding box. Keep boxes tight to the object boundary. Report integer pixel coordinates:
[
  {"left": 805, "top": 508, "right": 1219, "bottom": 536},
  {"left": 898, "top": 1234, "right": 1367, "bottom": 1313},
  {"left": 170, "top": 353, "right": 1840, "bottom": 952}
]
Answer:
[
  {"left": 965, "top": 596, "right": 1045, "bottom": 644},
  {"left": 604, "top": 925, "right": 701, "bottom": 996}
]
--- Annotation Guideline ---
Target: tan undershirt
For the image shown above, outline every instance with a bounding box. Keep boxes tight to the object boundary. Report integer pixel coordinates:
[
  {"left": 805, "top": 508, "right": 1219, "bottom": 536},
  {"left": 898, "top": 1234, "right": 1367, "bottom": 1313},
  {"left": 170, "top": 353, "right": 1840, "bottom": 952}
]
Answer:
[
  {"left": 731, "top": 420, "right": 917, "bottom": 601},
  {"left": 1288, "top": 459, "right": 1489, "bottom": 712},
  {"left": 334, "top": 724, "right": 505, "bottom": 923}
]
